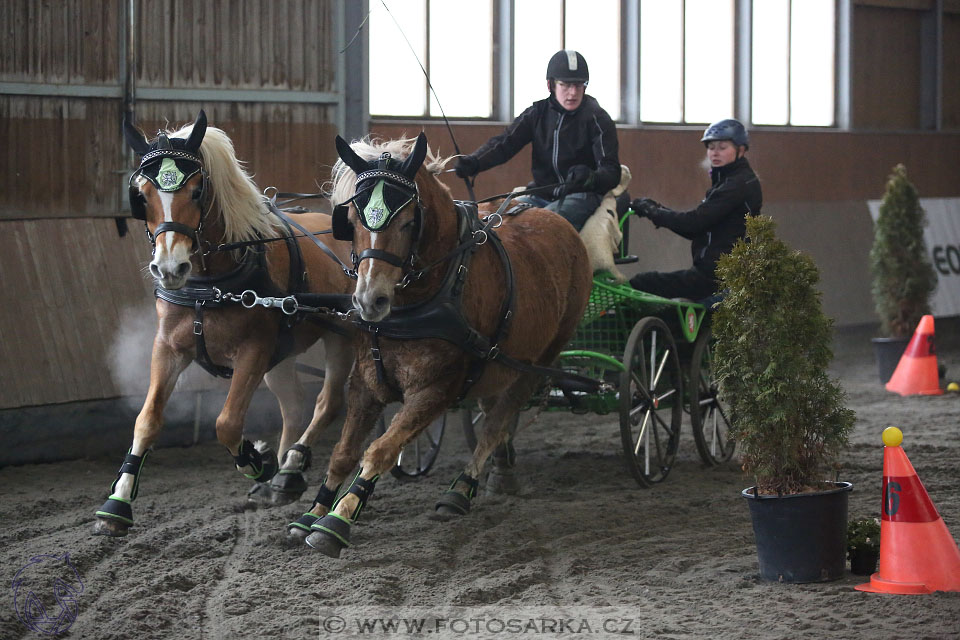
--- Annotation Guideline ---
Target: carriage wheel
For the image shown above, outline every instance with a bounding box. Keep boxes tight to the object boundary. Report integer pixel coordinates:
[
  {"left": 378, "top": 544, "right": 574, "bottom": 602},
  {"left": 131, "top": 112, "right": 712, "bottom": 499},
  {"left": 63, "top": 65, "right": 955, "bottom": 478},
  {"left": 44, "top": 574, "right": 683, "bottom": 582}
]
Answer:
[
  {"left": 376, "top": 410, "right": 446, "bottom": 479},
  {"left": 689, "top": 329, "right": 736, "bottom": 465},
  {"left": 460, "top": 409, "right": 520, "bottom": 464},
  {"left": 619, "top": 317, "right": 683, "bottom": 487}
]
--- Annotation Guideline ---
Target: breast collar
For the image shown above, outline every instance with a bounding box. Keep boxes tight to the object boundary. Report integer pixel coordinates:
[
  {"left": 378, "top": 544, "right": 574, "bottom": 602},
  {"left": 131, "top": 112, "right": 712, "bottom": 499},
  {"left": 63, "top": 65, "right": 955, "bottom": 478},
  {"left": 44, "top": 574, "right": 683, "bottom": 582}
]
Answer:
[
  {"left": 154, "top": 212, "right": 307, "bottom": 378},
  {"left": 355, "top": 200, "right": 516, "bottom": 400}
]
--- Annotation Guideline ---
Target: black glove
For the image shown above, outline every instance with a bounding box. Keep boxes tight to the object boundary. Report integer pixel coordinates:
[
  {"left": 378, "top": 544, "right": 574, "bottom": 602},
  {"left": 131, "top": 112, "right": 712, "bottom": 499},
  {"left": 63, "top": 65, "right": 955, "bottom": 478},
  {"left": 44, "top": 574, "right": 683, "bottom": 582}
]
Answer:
[
  {"left": 631, "top": 197, "right": 661, "bottom": 218},
  {"left": 454, "top": 155, "right": 480, "bottom": 179},
  {"left": 563, "top": 164, "right": 595, "bottom": 193}
]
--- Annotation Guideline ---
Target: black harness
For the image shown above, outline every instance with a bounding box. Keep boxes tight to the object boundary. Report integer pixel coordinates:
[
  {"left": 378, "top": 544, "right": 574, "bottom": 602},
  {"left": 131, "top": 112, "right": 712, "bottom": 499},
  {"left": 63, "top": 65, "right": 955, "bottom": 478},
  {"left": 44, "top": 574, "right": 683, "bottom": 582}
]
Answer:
[
  {"left": 154, "top": 213, "right": 307, "bottom": 378},
  {"left": 356, "top": 200, "right": 515, "bottom": 399},
  {"left": 332, "top": 133, "right": 602, "bottom": 398}
]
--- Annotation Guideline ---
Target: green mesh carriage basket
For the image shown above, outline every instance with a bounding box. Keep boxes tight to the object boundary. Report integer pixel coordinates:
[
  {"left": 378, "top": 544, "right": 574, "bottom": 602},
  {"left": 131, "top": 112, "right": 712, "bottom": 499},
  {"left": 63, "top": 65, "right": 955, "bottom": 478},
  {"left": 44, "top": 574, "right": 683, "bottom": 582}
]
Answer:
[{"left": 571, "top": 273, "right": 707, "bottom": 354}]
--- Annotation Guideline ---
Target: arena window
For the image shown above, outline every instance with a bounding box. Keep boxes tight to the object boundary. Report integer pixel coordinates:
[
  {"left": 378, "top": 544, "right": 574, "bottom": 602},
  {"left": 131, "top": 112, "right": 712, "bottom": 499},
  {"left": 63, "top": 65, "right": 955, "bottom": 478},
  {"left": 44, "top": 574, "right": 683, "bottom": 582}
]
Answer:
[
  {"left": 367, "top": 0, "right": 837, "bottom": 128},
  {"left": 752, "top": 0, "right": 836, "bottom": 126}
]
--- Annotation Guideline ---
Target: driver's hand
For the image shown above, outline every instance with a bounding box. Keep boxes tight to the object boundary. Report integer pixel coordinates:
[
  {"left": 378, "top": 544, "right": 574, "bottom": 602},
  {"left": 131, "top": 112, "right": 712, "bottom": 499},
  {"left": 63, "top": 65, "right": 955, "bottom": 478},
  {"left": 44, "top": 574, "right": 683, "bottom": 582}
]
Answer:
[
  {"left": 454, "top": 155, "right": 480, "bottom": 179},
  {"left": 631, "top": 197, "right": 661, "bottom": 217}
]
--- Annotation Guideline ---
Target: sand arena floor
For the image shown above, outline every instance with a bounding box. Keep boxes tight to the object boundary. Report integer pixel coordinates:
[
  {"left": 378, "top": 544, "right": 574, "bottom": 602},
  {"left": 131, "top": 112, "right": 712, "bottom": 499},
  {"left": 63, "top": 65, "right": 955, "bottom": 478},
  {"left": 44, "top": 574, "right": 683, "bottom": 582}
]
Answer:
[{"left": 2, "top": 325, "right": 959, "bottom": 639}]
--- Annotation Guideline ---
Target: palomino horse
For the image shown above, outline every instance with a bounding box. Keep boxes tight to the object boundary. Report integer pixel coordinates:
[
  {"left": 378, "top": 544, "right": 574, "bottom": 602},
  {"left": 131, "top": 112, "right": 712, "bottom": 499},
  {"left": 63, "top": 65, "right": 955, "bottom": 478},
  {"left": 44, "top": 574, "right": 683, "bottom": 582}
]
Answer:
[
  {"left": 93, "top": 111, "right": 356, "bottom": 536},
  {"left": 292, "top": 133, "right": 592, "bottom": 557}
]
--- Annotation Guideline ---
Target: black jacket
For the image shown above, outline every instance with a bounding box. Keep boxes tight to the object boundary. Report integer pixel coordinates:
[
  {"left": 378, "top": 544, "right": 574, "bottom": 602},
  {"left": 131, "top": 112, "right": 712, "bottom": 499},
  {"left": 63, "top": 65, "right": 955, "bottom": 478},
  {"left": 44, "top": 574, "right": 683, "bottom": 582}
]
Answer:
[
  {"left": 470, "top": 95, "right": 621, "bottom": 196},
  {"left": 646, "top": 157, "right": 762, "bottom": 276}
]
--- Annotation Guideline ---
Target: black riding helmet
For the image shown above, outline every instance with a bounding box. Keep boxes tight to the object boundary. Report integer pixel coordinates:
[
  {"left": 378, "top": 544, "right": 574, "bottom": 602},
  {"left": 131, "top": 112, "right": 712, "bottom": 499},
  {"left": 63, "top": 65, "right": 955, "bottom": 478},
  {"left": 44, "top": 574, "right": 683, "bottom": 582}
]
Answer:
[
  {"left": 546, "top": 50, "right": 589, "bottom": 83},
  {"left": 701, "top": 118, "right": 749, "bottom": 149}
]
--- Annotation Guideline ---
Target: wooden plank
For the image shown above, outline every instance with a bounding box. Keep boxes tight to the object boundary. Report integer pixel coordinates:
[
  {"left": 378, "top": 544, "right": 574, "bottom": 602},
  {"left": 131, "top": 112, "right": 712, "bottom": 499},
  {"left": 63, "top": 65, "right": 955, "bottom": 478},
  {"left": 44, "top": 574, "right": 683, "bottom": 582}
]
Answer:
[
  {"left": 945, "top": 13, "right": 960, "bottom": 128},
  {"left": 0, "top": 97, "right": 124, "bottom": 221},
  {"left": 852, "top": 5, "right": 923, "bottom": 129}
]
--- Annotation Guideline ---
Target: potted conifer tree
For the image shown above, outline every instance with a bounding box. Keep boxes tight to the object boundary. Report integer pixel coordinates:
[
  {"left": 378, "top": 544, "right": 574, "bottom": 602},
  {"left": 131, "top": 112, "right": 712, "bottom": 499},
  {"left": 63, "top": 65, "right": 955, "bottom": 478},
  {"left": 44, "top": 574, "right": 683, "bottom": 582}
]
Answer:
[
  {"left": 868, "top": 164, "right": 938, "bottom": 383},
  {"left": 714, "top": 215, "right": 856, "bottom": 583}
]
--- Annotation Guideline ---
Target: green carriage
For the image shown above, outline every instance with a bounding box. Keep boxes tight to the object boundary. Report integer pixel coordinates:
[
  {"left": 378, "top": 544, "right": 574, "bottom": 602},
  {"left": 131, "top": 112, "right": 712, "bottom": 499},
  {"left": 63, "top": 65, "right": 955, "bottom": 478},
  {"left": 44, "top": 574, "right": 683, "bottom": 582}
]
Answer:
[
  {"left": 388, "top": 210, "right": 735, "bottom": 486},
  {"left": 455, "top": 210, "right": 736, "bottom": 487}
]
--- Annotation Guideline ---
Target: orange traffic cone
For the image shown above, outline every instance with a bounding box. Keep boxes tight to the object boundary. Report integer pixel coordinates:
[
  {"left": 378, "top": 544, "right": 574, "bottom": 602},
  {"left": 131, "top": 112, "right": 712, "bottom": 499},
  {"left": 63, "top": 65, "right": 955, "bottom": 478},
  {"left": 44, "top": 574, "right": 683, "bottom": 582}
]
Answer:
[
  {"left": 885, "top": 315, "right": 943, "bottom": 396},
  {"left": 856, "top": 427, "right": 960, "bottom": 594}
]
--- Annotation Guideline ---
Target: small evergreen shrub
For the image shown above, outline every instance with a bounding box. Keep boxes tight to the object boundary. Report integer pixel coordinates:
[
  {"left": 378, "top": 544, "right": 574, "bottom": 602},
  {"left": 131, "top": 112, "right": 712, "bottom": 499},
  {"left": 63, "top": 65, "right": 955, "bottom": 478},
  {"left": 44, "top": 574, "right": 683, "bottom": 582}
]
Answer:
[
  {"left": 714, "top": 215, "right": 855, "bottom": 495},
  {"left": 869, "top": 164, "right": 937, "bottom": 338}
]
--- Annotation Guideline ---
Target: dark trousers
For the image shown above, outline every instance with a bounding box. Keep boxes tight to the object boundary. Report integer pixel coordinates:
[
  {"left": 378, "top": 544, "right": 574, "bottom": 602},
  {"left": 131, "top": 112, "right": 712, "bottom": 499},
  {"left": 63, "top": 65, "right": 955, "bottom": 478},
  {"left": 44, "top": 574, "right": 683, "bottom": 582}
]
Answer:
[
  {"left": 516, "top": 192, "right": 603, "bottom": 232},
  {"left": 629, "top": 267, "right": 717, "bottom": 301}
]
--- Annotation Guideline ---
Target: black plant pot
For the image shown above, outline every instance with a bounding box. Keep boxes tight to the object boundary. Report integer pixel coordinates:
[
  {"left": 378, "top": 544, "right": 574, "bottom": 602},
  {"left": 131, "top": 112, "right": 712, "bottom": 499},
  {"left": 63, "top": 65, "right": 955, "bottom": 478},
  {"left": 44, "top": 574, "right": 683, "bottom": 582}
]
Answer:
[
  {"left": 849, "top": 549, "right": 879, "bottom": 576},
  {"left": 742, "top": 482, "right": 852, "bottom": 583},
  {"left": 871, "top": 337, "right": 909, "bottom": 384}
]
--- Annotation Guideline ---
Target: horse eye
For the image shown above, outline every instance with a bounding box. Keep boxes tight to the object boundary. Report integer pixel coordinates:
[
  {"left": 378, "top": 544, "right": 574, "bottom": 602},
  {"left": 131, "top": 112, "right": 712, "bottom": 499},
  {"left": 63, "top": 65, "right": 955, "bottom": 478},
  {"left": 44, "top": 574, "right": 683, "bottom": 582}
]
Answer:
[
  {"left": 191, "top": 187, "right": 202, "bottom": 201},
  {"left": 400, "top": 219, "right": 416, "bottom": 232}
]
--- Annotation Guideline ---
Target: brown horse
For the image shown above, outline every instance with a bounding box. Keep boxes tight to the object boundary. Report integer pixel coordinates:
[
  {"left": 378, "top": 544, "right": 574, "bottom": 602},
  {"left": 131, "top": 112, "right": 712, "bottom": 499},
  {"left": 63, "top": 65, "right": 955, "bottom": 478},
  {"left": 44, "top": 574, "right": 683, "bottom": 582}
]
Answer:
[
  {"left": 93, "top": 111, "right": 356, "bottom": 536},
  {"left": 294, "top": 133, "right": 592, "bottom": 557}
]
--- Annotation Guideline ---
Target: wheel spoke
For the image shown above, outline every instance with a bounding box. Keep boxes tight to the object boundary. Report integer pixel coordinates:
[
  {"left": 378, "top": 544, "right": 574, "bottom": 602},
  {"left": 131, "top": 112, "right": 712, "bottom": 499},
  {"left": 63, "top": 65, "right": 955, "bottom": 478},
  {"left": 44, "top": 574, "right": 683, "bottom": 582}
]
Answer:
[
  {"left": 649, "top": 348, "right": 670, "bottom": 391},
  {"left": 710, "top": 408, "right": 720, "bottom": 456},
  {"left": 634, "top": 408, "right": 651, "bottom": 455}
]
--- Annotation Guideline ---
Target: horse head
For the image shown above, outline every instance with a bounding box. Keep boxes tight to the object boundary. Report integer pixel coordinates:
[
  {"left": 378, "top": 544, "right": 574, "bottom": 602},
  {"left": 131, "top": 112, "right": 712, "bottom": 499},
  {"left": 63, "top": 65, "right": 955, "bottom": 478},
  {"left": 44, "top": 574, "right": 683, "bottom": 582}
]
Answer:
[
  {"left": 333, "top": 133, "right": 432, "bottom": 321},
  {"left": 124, "top": 110, "right": 210, "bottom": 290}
]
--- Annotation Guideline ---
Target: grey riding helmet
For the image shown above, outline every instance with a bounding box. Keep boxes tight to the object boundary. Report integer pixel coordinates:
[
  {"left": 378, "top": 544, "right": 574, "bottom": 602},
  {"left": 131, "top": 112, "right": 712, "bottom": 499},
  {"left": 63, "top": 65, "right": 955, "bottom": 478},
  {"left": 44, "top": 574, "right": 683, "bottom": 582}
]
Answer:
[
  {"left": 546, "top": 50, "right": 589, "bottom": 83},
  {"left": 701, "top": 118, "right": 749, "bottom": 149}
]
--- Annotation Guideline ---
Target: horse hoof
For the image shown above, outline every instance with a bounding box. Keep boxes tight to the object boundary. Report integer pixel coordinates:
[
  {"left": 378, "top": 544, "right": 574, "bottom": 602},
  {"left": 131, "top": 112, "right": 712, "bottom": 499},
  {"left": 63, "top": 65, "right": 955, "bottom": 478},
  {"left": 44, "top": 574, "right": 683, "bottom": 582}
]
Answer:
[
  {"left": 305, "top": 530, "right": 344, "bottom": 558},
  {"left": 485, "top": 468, "right": 521, "bottom": 496},
  {"left": 246, "top": 482, "right": 275, "bottom": 504},
  {"left": 287, "top": 512, "right": 320, "bottom": 541},
  {"left": 287, "top": 526, "right": 310, "bottom": 542},
  {"left": 92, "top": 517, "right": 130, "bottom": 537},
  {"left": 268, "top": 472, "right": 308, "bottom": 505},
  {"left": 305, "top": 514, "right": 351, "bottom": 558},
  {"left": 433, "top": 505, "right": 466, "bottom": 519},
  {"left": 435, "top": 490, "right": 471, "bottom": 516}
]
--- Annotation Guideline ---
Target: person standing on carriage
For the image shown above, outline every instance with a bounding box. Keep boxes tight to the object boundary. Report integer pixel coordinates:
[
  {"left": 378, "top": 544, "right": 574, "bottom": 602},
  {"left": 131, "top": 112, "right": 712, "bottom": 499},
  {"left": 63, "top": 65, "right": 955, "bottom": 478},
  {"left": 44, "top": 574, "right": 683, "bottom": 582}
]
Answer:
[
  {"left": 628, "top": 118, "right": 762, "bottom": 300},
  {"left": 454, "top": 49, "right": 621, "bottom": 232}
]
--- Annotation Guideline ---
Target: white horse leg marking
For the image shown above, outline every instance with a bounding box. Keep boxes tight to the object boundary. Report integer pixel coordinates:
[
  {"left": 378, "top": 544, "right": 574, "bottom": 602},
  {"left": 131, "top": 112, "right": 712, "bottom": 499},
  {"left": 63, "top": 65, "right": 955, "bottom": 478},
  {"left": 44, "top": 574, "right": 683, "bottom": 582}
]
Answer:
[
  {"left": 112, "top": 441, "right": 150, "bottom": 501},
  {"left": 280, "top": 448, "right": 304, "bottom": 473}
]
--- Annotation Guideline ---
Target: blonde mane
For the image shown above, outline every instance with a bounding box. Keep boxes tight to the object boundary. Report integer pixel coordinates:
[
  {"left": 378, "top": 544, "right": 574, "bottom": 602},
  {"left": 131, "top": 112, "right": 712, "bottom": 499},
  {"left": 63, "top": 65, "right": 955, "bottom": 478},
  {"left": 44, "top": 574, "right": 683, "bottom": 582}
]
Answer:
[
  {"left": 329, "top": 136, "right": 451, "bottom": 207},
  {"left": 167, "top": 121, "right": 278, "bottom": 244}
]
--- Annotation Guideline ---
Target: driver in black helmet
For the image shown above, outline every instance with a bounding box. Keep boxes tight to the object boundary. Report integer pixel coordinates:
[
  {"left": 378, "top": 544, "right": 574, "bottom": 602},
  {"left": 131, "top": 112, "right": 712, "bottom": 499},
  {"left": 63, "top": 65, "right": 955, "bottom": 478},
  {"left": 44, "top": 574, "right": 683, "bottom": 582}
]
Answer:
[
  {"left": 629, "top": 118, "right": 762, "bottom": 300},
  {"left": 455, "top": 50, "right": 621, "bottom": 232}
]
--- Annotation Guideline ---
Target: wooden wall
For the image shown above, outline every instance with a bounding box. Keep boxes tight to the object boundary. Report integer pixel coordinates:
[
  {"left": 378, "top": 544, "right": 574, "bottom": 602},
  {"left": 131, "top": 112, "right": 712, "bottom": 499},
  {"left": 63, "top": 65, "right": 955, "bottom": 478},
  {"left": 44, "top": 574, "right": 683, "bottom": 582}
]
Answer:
[
  {"left": 944, "top": 10, "right": 960, "bottom": 129},
  {"left": 135, "top": 1, "right": 336, "bottom": 92},
  {"left": 0, "top": 0, "right": 339, "bottom": 222},
  {"left": 0, "top": 1, "right": 340, "bottom": 410},
  {"left": 852, "top": 0, "right": 960, "bottom": 129}
]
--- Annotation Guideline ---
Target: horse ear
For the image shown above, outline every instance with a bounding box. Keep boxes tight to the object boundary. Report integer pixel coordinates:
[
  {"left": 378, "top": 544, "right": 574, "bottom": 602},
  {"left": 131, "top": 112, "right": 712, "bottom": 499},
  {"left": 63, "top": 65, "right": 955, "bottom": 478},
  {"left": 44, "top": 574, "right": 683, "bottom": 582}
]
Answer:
[
  {"left": 122, "top": 114, "right": 150, "bottom": 156},
  {"left": 185, "top": 109, "right": 207, "bottom": 152},
  {"left": 400, "top": 132, "right": 428, "bottom": 180},
  {"left": 335, "top": 135, "right": 369, "bottom": 175}
]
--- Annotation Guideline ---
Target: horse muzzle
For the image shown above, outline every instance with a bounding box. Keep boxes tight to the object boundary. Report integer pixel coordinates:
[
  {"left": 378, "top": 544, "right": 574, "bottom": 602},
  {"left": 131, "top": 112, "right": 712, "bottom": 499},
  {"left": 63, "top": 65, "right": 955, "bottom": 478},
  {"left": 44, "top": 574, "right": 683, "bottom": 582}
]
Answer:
[
  {"left": 150, "top": 256, "right": 192, "bottom": 290},
  {"left": 352, "top": 288, "right": 392, "bottom": 322}
]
